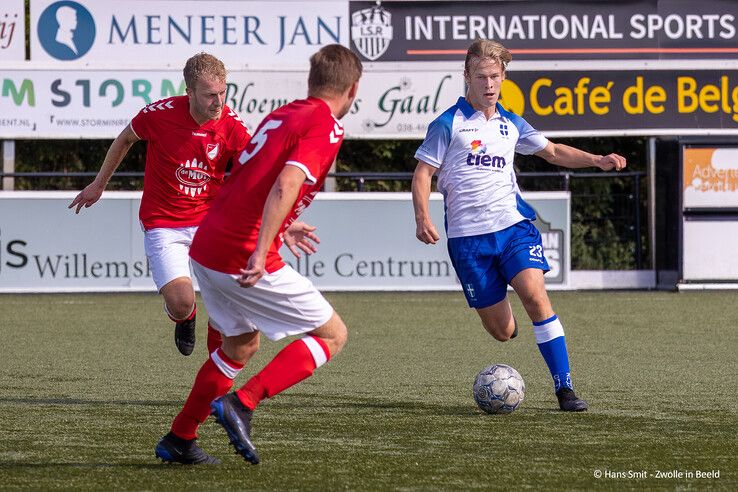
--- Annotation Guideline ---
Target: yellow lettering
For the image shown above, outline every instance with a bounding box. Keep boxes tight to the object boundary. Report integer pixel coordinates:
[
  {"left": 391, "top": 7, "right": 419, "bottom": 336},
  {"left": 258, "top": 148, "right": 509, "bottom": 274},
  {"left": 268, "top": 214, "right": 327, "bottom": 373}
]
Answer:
[
  {"left": 573, "top": 78, "right": 590, "bottom": 115},
  {"left": 623, "top": 76, "right": 644, "bottom": 114},
  {"left": 677, "top": 77, "right": 698, "bottom": 113},
  {"left": 722, "top": 76, "right": 731, "bottom": 114},
  {"left": 589, "top": 82, "right": 612, "bottom": 115},
  {"left": 554, "top": 87, "right": 574, "bottom": 115},
  {"left": 700, "top": 84, "right": 720, "bottom": 113},
  {"left": 530, "top": 78, "right": 553, "bottom": 115},
  {"left": 644, "top": 85, "right": 666, "bottom": 114}
]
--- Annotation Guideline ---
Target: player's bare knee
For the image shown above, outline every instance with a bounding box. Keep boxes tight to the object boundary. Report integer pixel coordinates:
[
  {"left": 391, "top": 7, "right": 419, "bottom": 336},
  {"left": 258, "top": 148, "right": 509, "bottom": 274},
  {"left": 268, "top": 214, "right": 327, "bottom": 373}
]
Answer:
[
  {"left": 241, "top": 335, "right": 260, "bottom": 359},
  {"left": 325, "top": 321, "right": 348, "bottom": 356},
  {"left": 490, "top": 330, "right": 512, "bottom": 342},
  {"left": 332, "top": 321, "right": 348, "bottom": 354},
  {"left": 482, "top": 318, "right": 515, "bottom": 342},
  {"left": 166, "top": 299, "right": 195, "bottom": 320},
  {"left": 312, "top": 313, "right": 347, "bottom": 357},
  {"left": 161, "top": 278, "right": 195, "bottom": 318},
  {"left": 518, "top": 291, "right": 550, "bottom": 318},
  {"left": 483, "top": 324, "right": 506, "bottom": 342}
]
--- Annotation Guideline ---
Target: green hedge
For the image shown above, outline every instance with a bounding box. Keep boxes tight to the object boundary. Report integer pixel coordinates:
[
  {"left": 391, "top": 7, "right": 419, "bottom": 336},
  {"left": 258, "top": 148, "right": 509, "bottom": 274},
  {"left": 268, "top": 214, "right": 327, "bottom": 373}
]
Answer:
[{"left": 12, "top": 136, "right": 648, "bottom": 269}]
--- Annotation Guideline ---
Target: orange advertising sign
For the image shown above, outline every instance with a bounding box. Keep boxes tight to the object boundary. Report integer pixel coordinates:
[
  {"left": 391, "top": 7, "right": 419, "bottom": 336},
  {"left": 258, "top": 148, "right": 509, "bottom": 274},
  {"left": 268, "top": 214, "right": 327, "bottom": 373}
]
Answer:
[{"left": 682, "top": 147, "right": 738, "bottom": 209}]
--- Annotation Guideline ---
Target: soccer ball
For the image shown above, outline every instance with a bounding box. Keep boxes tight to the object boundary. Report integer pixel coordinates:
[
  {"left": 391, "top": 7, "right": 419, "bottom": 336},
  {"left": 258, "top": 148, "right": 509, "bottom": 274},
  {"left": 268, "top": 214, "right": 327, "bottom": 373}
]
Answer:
[{"left": 473, "top": 364, "right": 525, "bottom": 414}]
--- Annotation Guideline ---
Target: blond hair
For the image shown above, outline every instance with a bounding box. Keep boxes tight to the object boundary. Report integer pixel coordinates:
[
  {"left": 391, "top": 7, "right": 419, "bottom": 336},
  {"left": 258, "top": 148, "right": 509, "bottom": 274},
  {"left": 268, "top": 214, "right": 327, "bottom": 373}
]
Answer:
[
  {"left": 464, "top": 39, "right": 512, "bottom": 75},
  {"left": 308, "top": 44, "right": 363, "bottom": 97},
  {"left": 183, "top": 52, "right": 226, "bottom": 89}
]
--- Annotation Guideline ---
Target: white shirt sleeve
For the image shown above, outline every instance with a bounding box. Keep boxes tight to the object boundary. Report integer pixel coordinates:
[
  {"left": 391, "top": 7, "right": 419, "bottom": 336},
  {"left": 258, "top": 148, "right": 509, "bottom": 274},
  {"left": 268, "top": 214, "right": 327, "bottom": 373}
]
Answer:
[
  {"left": 509, "top": 113, "right": 548, "bottom": 155},
  {"left": 414, "top": 111, "right": 454, "bottom": 168}
]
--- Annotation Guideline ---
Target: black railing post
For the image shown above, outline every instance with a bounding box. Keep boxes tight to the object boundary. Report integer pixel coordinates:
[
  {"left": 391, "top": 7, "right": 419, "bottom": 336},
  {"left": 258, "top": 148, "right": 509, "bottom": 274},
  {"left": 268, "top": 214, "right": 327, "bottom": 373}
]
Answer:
[{"left": 634, "top": 174, "right": 643, "bottom": 269}]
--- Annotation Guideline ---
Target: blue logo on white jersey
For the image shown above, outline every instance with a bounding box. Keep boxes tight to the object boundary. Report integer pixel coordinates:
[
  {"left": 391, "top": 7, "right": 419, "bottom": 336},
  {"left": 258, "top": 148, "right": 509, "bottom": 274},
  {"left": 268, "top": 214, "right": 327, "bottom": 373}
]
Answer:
[{"left": 499, "top": 123, "right": 509, "bottom": 137}]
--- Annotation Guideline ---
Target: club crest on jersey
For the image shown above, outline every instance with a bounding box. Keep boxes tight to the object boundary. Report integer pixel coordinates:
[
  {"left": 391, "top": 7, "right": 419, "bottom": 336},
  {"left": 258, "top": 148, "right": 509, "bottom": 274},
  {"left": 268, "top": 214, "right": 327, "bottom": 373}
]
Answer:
[
  {"left": 466, "top": 139, "right": 506, "bottom": 168},
  {"left": 176, "top": 158, "right": 211, "bottom": 197},
  {"left": 499, "top": 123, "right": 509, "bottom": 137},
  {"left": 206, "top": 143, "right": 220, "bottom": 160},
  {"left": 465, "top": 283, "right": 476, "bottom": 299}
]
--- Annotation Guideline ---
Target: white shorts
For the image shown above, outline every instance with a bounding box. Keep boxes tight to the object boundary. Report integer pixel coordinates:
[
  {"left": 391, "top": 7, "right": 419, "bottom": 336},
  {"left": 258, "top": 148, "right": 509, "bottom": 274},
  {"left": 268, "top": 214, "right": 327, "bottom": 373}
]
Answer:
[
  {"left": 143, "top": 226, "right": 198, "bottom": 291},
  {"left": 191, "top": 260, "right": 334, "bottom": 341}
]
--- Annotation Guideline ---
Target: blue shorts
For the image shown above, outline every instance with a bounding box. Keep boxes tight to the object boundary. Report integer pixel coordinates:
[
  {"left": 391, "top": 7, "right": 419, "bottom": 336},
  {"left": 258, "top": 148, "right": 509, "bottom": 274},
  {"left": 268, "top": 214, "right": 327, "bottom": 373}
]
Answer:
[{"left": 447, "top": 221, "right": 550, "bottom": 309}]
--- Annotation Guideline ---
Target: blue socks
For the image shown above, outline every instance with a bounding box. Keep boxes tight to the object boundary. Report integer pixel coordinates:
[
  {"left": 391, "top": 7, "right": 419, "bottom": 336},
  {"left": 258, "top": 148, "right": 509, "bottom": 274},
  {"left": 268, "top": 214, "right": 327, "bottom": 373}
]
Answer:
[{"left": 533, "top": 314, "right": 573, "bottom": 392}]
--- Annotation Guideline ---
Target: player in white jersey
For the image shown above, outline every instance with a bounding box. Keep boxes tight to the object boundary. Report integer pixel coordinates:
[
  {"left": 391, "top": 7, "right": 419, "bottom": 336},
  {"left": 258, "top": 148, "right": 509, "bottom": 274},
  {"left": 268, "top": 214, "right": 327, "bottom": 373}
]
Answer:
[{"left": 413, "top": 39, "right": 626, "bottom": 411}]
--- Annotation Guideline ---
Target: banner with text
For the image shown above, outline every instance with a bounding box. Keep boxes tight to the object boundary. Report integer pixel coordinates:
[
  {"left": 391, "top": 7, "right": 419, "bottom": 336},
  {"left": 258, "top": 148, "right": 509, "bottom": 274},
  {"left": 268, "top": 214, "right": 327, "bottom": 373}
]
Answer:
[
  {"left": 498, "top": 69, "right": 738, "bottom": 134},
  {"left": 682, "top": 146, "right": 738, "bottom": 209},
  {"left": 3, "top": 66, "right": 738, "bottom": 138},
  {"left": 0, "top": 191, "right": 569, "bottom": 292},
  {"left": 283, "top": 192, "right": 570, "bottom": 289},
  {"left": 0, "top": 67, "right": 461, "bottom": 138},
  {"left": 0, "top": 0, "right": 25, "bottom": 61},
  {"left": 349, "top": 0, "right": 738, "bottom": 62},
  {"left": 30, "top": 0, "right": 347, "bottom": 65}
]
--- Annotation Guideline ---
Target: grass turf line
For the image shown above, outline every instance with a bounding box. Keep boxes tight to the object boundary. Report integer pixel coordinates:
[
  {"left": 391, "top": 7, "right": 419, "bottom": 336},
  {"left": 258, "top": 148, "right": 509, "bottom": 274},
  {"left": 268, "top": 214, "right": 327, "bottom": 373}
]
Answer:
[{"left": 0, "top": 291, "right": 736, "bottom": 489}]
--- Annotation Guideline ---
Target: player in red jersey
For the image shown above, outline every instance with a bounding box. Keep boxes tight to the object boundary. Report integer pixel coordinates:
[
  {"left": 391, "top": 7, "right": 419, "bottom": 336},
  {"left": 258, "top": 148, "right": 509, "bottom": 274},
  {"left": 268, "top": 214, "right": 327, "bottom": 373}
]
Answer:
[
  {"left": 154, "top": 44, "right": 363, "bottom": 465},
  {"left": 68, "top": 53, "right": 250, "bottom": 357}
]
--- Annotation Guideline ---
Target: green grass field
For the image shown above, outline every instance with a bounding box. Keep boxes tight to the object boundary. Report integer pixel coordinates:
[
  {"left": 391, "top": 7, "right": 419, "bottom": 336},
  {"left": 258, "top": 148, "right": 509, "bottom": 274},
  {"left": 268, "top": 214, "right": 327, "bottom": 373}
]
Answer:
[{"left": 1, "top": 291, "right": 736, "bottom": 490}]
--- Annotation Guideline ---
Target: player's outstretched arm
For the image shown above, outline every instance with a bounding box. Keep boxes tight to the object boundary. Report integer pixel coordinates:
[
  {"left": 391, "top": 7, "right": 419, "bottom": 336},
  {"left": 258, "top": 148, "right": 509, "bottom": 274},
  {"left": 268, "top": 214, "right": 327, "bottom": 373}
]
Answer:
[
  {"left": 239, "top": 165, "right": 307, "bottom": 287},
  {"left": 412, "top": 160, "right": 441, "bottom": 245},
  {"left": 68, "top": 124, "right": 140, "bottom": 214},
  {"left": 284, "top": 221, "right": 320, "bottom": 258},
  {"left": 535, "top": 141, "right": 626, "bottom": 172}
]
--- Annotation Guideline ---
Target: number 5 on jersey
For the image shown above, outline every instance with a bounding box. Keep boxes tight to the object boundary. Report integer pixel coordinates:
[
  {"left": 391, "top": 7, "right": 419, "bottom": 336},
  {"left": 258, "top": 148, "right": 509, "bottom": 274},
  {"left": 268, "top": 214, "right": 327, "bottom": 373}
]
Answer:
[{"left": 239, "top": 120, "right": 283, "bottom": 165}]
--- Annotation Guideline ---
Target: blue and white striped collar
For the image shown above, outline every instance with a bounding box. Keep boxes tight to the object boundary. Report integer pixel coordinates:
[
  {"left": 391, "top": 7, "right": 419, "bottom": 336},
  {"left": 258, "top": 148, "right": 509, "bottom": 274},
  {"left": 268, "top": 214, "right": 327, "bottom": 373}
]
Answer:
[{"left": 457, "top": 97, "right": 507, "bottom": 121}]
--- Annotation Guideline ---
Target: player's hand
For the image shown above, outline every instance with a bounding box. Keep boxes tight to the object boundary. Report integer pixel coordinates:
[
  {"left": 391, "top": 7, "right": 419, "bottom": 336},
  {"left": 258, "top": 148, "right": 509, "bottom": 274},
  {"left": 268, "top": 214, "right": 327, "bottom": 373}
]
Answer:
[
  {"left": 284, "top": 221, "right": 320, "bottom": 258},
  {"left": 416, "top": 219, "right": 440, "bottom": 244},
  {"left": 238, "top": 254, "right": 266, "bottom": 288},
  {"left": 68, "top": 182, "right": 105, "bottom": 214},
  {"left": 597, "top": 153, "right": 627, "bottom": 172}
]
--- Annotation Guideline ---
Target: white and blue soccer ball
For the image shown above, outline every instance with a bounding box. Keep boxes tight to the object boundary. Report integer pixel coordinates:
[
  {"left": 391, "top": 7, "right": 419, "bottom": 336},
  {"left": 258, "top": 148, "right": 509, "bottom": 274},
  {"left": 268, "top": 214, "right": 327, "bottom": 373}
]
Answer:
[{"left": 473, "top": 364, "right": 525, "bottom": 414}]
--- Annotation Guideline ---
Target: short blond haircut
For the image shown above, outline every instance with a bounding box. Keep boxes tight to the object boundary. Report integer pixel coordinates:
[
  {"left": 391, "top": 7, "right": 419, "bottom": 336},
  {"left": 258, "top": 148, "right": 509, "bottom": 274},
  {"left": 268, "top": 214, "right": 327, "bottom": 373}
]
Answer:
[
  {"left": 464, "top": 39, "right": 512, "bottom": 75},
  {"left": 183, "top": 52, "right": 226, "bottom": 89},
  {"left": 308, "top": 44, "right": 363, "bottom": 97}
]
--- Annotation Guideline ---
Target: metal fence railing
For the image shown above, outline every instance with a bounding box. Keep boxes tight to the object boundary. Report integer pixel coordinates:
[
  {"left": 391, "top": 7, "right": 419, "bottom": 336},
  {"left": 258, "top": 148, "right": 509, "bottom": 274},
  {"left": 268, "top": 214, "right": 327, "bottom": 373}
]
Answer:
[
  {"left": 516, "top": 171, "right": 646, "bottom": 270},
  {"left": 329, "top": 171, "right": 647, "bottom": 270},
  {"left": 0, "top": 170, "right": 647, "bottom": 269}
]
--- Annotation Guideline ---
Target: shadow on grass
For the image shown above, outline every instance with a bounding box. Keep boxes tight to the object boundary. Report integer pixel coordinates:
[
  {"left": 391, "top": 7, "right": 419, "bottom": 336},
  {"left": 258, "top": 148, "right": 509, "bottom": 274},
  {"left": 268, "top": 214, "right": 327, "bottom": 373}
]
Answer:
[
  {"left": 0, "top": 462, "right": 166, "bottom": 469},
  {"left": 0, "top": 394, "right": 567, "bottom": 419},
  {"left": 274, "top": 392, "right": 562, "bottom": 417},
  {"left": 0, "top": 396, "right": 179, "bottom": 407}
]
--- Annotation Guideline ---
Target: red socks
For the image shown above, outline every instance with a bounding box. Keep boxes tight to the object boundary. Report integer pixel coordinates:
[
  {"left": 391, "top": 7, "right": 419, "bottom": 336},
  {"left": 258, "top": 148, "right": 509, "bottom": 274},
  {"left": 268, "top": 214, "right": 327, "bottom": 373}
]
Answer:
[
  {"left": 206, "top": 323, "right": 222, "bottom": 353},
  {"left": 237, "top": 336, "right": 331, "bottom": 410},
  {"left": 170, "top": 348, "right": 243, "bottom": 440},
  {"left": 170, "top": 335, "right": 331, "bottom": 439}
]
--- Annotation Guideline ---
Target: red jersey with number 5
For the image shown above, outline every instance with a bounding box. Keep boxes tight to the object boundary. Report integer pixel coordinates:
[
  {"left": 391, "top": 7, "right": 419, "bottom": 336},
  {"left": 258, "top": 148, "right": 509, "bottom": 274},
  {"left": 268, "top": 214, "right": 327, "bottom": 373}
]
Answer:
[
  {"left": 130, "top": 95, "right": 251, "bottom": 230},
  {"left": 190, "top": 97, "right": 344, "bottom": 274}
]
